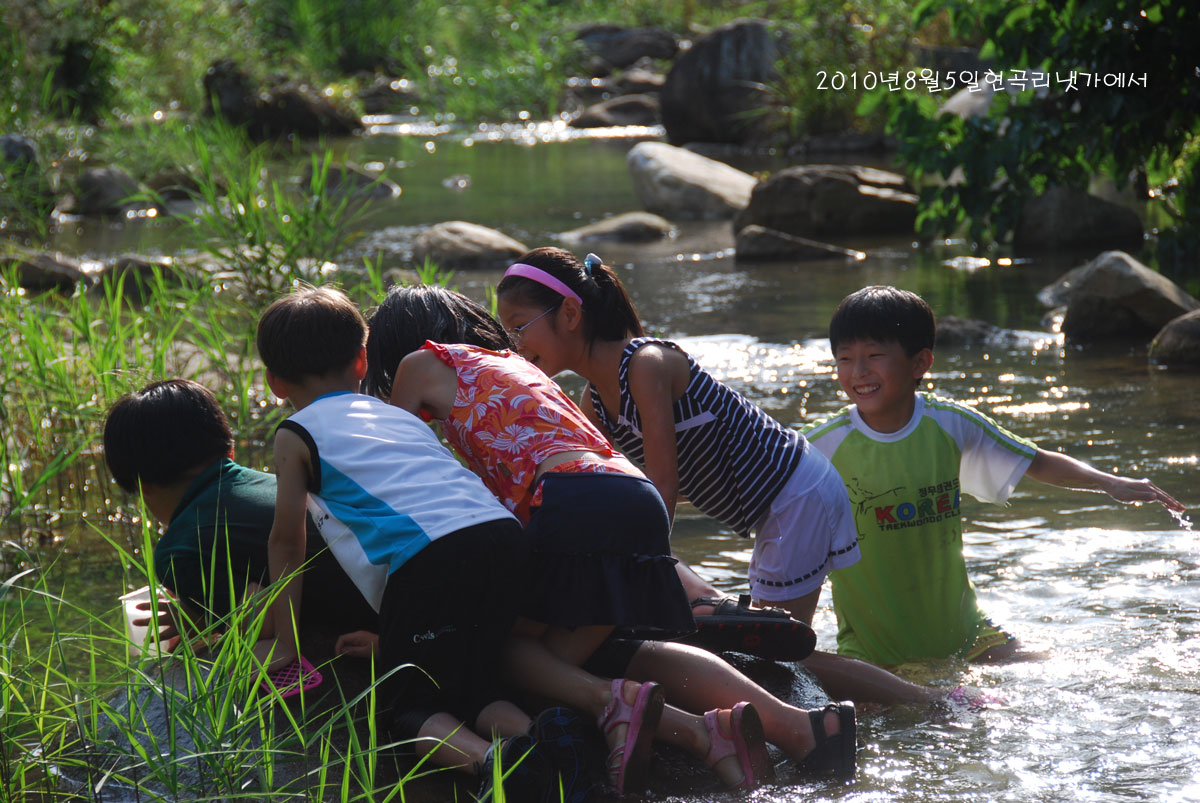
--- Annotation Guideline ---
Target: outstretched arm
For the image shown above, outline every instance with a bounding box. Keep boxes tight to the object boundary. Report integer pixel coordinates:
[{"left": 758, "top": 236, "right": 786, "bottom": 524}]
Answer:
[
  {"left": 627, "top": 346, "right": 685, "bottom": 522},
  {"left": 1025, "top": 448, "right": 1185, "bottom": 512}
]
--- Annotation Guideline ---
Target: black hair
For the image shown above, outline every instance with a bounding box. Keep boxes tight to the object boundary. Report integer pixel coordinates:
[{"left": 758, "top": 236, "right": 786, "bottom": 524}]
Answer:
[
  {"left": 828, "top": 285, "right": 937, "bottom": 356},
  {"left": 495, "top": 247, "right": 644, "bottom": 346},
  {"left": 256, "top": 285, "right": 366, "bottom": 383},
  {"left": 104, "top": 379, "right": 234, "bottom": 493},
  {"left": 363, "top": 284, "right": 512, "bottom": 399}
]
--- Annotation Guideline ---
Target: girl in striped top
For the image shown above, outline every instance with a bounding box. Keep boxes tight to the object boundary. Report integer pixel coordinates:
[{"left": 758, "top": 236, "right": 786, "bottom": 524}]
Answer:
[{"left": 495, "top": 247, "right": 861, "bottom": 628}]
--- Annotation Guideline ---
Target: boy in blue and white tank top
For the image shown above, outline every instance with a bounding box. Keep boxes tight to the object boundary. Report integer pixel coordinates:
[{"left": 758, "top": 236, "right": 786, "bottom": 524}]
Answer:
[{"left": 255, "top": 286, "right": 533, "bottom": 787}]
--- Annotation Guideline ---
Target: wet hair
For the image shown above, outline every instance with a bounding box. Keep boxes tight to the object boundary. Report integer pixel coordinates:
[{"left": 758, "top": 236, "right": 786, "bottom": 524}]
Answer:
[
  {"left": 363, "top": 284, "right": 512, "bottom": 399},
  {"left": 828, "top": 285, "right": 937, "bottom": 356},
  {"left": 104, "top": 379, "right": 234, "bottom": 493},
  {"left": 495, "top": 247, "right": 644, "bottom": 346},
  {"left": 256, "top": 285, "right": 366, "bottom": 383}
]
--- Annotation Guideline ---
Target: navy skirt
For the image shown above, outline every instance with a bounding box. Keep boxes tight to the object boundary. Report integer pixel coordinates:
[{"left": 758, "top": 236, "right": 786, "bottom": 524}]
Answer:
[{"left": 522, "top": 472, "right": 696, "bottom": 639}]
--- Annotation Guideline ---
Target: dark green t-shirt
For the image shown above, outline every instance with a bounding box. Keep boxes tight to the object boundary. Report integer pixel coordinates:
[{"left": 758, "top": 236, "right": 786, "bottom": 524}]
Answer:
[{"left": 155, "top": 458, "right": 277, "bottom": 618}]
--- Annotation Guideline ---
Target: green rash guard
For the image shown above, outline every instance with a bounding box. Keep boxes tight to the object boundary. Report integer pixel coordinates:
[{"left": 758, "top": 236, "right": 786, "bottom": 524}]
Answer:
[
  {"left": 802, "top": 393, "right": 1036, "bottom": 667},
  {"left": 155, "top": 458, "right": 276, "bottom": 618}
]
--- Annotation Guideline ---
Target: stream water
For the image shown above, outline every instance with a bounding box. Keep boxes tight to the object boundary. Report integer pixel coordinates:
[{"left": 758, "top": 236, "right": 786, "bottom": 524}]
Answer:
[{"left": 41, "top": 125, "right": 1200, "bottom": 801}]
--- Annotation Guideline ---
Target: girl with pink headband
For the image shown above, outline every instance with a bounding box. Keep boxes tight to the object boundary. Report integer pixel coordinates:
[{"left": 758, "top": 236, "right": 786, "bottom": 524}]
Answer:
[{"left": 363, "top": 284, "right": 774, "bottom": 795}]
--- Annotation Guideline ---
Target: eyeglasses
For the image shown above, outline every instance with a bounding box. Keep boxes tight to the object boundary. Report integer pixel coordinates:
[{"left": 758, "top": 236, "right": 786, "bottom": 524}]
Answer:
[{"left": 508, "top": 303, "right": 561, "bottom": 343}]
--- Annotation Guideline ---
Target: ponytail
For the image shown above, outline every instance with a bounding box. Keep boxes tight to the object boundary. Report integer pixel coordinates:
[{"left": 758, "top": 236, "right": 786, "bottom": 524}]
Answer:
[{"left": 497, "top": 246, "right": 644, "bottom": 346}]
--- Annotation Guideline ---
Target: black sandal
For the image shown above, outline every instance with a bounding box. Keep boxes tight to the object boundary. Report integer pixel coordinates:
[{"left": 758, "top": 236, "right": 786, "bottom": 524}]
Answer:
[
  {"left": 798, "top": 701, "right": 856, "bottom": 778},
  {"left": 679, "top": 594, "right": 818, "bottom": 662}
]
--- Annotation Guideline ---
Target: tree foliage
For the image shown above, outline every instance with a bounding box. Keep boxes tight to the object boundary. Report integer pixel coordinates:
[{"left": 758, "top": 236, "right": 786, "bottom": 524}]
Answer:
[{"left": 872, "top": 0, "right": 1200, "bottom": 257}]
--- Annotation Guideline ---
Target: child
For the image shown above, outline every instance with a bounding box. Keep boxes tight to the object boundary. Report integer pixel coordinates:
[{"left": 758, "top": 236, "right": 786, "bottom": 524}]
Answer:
[
  {"left": 102, "top": 379, "right": 375, "bottom": 638},
  {"left": 803, "top": 285, "right": 1185, "bottom": 667},
  {"left": 253, "top": 285, "right": 566, "bottom": 801},
  {"left": 365, "top": 285, "right": 777, "bottom": 791},
  {"left": 494, "top": 248, "right": 860, "bottom": 628},
  {"left": 493, "top": 248, "right": 966, "bottom": 708}
]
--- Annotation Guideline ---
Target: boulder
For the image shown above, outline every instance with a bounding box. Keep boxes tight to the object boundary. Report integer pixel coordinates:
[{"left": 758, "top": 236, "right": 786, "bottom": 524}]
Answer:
[
  {"left": 3, "top": 249, "right": 91, "bottom": 292},
  {"left": 1014, "top": 185, "right": 1143, "bottom": 254},
  {"left": 734, "top": 225, "right": 865, "bottom": 262},
  {"left": 574, "top": 25, "right": 679, "bottom": 70},
  {"left": 72, "top": 166, "right": 155, "bottom": 217},
  {"left": 938, "top": 85, "right": 998, "bottom": 120},
  {"left": 734, "top": 164, "right": 917, "bottom": 239},
  {"left": 936, "top": 315, "right": 1019, "bottom": 346},
  {"left": 559, "top": 212, "right": 675, "bottom": 244},
  {"left": 572, "top": 94, "right": 661, "bottom": 128},
  {"left": 659, "top": 19, "right": 780, "bottom": 146},
  {"left": 145, "top": 168, "right": 205, "bottom": 201},
  {"left": 626, "top": 141, "right": 756, "bottom": 220},
  {"left": 202, "top": 59, "right": 361, "bottom": 140},
  {"left": 413, "top": 221, "right": 528, "bottom": 270},
  {"left": 302, "top": 161, "right": 401, "bottom": 199},
  {"left": 1, "top": 133, "right": 56, "bottom": 218},
  {"left": 1038, "top": 251, "right": 1200, "bottom": 342},
  {"left": 1150, "top": 309, "right": 1200, "bottom": 367}
]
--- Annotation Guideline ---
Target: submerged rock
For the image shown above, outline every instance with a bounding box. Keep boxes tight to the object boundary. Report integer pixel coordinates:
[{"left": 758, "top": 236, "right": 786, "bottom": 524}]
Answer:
[
  {"left": 1150, "top": 309, "right": 1200, "bottom": 367},
  {"left": 735, "top": 225, "right": 866, "bottom": 262},
  {"left": 414, "top": 221, "right": 528, "bottom": 270},
  {"left": 660, "top": 19, "right": 781, "bottom": 147},
  {"left": 626, "top": 141, "right": 756, "bottom": 220},
  {"left": 559, "top": 211, "right": 675, "bottom": 243},
  {"left": 1039, "top": 250, "right": 1200, "bottom": 342},
  {"left": 3, "top": 249, "right": 91, "bottom": 292},
  {"left": 302, "top": 161, "right": 400, "bottom": 199},
  {"left": 572, "top": 94, "right": 661, "bottom": 128},
  {"left": 734, "top": 164, "right": 917, "bottom": 240},
  {"left": 1014, "top": 185, "right": 1143, "bottom": 254}
]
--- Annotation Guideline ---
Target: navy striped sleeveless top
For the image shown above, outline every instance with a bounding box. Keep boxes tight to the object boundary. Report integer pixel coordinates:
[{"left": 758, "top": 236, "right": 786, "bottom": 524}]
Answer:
[{"left": 588, "top": 337, "right": 803, "bottom": 538}]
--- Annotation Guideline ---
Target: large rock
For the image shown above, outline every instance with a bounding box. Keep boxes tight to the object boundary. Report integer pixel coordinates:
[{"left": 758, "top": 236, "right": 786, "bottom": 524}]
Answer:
[
  {"left": 626, "top": 141, "right": 756, "bottom": 220},
  {"left": 73, "top": 166, "right": 157, "bottom": 217},
  {"left": 1, "top": 133, "right": 55, "bottom": 218},
  {"left": 559, "top": 211, "right": 675, "bottom": 243},
  {"left": 3, "top": 249, "right": 93, "bottom": 292},
  {"left": 1150, "top": 309, "right": 1200, "bottom": 367},
  {"left": 734, "top": 164, "right": 917, "bottom": 239},
  {"left": 574, "top": 25, "right": 679, "bottom": 70},
  {"left": 1038, "top": 251, "right": 1200, "bottom": 342},
  {"left": 735, "top": 225, "right": 865, "bottom": 262},
  {"left": 660, "top": 19, "right": 780, "bottom": 146},
  {"left": 1014, "top": 185, "right": 1143, "bottom": 254},
  {"left": 572, "top": 94, "right": 660, "bottom": 128},
  {"left": 413, "top": 221, "right": 528, "bottom": 270},
  {"left": 203, "top": 59, "right": 360, "bottom": 140}
]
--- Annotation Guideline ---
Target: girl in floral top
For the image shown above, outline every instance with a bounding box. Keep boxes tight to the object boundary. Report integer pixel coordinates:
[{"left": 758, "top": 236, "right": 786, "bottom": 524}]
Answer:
[{"left": 364, "top": 285, "right": 775, "bottom": 794}]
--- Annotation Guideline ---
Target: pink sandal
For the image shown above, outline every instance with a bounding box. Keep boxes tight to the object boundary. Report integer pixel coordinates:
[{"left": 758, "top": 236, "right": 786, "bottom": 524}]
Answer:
[
  {"left": 597, "top": 678, "right": 664, "bottom": 794},
  {"left": 704, "top": 702, "right": 775, "bottom": 790}
]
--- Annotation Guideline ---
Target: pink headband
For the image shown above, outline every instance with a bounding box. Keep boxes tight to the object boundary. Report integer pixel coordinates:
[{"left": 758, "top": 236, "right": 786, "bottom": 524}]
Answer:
[{"left": 503, "top": 263, "right": 583, "bottom": 304}]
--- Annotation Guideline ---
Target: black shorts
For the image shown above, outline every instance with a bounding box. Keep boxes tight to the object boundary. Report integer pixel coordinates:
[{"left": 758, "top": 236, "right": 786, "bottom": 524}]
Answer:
[{"left": 378, "top": 517, "right": 530, "bottom": 734}]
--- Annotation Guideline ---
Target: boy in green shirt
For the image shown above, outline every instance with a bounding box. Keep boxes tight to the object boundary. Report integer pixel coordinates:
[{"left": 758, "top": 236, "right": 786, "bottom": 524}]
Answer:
[{"left": 803, "top": 286, "right": 1184, "bottom": 667}]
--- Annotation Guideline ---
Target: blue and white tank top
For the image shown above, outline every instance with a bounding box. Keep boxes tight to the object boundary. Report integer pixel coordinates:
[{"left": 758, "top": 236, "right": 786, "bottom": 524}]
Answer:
[
  {"left": 588, "top": 337, "right": 803, "bottom": 538},
  {"left": 280, "top": 391, "right": 516, "bottom": 611}
]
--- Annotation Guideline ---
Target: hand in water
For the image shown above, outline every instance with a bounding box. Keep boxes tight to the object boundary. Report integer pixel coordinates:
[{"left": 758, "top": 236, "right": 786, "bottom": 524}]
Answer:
[{"left": 1106, "top": 476, "right": 1185, "bottom": 513}]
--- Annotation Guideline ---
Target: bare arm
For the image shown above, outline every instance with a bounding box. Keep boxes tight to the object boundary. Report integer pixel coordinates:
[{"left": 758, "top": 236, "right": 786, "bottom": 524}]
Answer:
[
  {"left": 389, "top": 349, "right": 458, "bottom": 420},
  {"left": 627, "top": 346, "right": 686, "bottom": 523},
  {"left": 1025, "top": 448, "right": 1185, "bottom": 512},
  {"left": 254, "top": 427, "right": 311, "bottom": 670}
]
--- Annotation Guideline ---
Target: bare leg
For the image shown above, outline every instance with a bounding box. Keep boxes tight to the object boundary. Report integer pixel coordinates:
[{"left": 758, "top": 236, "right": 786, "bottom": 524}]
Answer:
[
  {"left": 754, "top": 587, "right": 820, "bottom": 626},
  {"left": 475, "top": 700, "right": 532, "bottom": 741},
  {"left": 625, "top": 640, "right": 846, "bottom": 762},
  {"left": 801, "top": 650, "right": 940, "bottom": 705},
  {"left": 411, "top": 712, "right": 496, "bottom": 773},
  {"left": 673, "top": 557, "right": 721, "bottom": 601}
]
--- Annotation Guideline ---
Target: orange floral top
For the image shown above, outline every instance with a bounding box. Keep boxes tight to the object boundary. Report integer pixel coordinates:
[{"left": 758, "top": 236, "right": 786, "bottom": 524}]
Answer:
[{"left": 422, "top": 341, "right": 640, "bottom": 524}]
